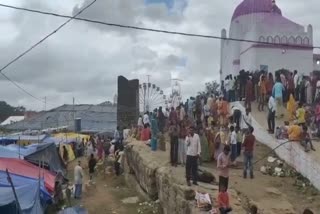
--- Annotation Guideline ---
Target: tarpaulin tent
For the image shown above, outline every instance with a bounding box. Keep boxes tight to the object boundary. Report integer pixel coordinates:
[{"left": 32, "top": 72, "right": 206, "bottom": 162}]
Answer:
[
  {"left": 24, "top": 143, "right": 66, "bottom": 175},
  {"left": 53, "top": 132, "right": 89, "bottom": 142},
  {"left": 4, "top": 134, "right": 48, "bottom": 146},
  {"left": 0, "top": 171, "right": 51, "bottom": 214},
  {"left": 0, "top": 146, "right": 22, "bottom": 159},
  {"left": 0, "top": 158, "right": 56, "bottom": 193},
  {"left": 59, "top": 144, "right": 75, "bottom": 162},
  {"left": 0, "top": 137, "right": 17, "bottom": 145},
  {"left": 5, "top": 144, "right": 37, "bottom": 156}
]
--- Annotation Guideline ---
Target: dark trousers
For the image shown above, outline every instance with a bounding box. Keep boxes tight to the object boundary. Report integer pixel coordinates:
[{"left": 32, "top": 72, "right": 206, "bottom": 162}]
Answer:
[
  {"left": 237, "top": 142, "right": 242, "bottom": 157},
  {"left": 186, "top": 155, "right": 198, "bottom": 182},
  {"left": 219, "top": 207, "right": 232, "bottom": 214},
  {"left": 170, "top": 136, "right": 179, "bottom": 165},
  {"left": 233, "top": 110, "right": 241, "bottom": 128},
  {"left": 114, "top": 162, "right": 120, "bottom": 176},
  {"left": 219, "top": 176, "right": 229, "bottom": 192},
  {"left": 268, "top": 110, "right": 275, "bottom": 132}
]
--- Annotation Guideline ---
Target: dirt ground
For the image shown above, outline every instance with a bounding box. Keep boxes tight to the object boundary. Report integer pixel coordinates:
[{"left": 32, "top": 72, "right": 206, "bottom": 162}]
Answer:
[{"left": 52, "top": 157, "right": 160, "bottom": 214}]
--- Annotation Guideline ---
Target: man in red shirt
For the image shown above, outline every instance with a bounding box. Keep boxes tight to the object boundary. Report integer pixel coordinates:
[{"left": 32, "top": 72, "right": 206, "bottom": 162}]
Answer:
[{"left": 242, "top": 126, "right": 255, "bottom": 179}]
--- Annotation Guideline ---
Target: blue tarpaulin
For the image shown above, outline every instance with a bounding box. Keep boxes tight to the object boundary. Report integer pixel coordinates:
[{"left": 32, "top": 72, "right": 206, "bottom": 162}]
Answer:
[
  {"left": 58, "top": 206, "right": 88, "bottom": 214},
  {"left": 0, "top": 171, "right": 51, "bottom": 214},
  {"left": 0, "top": 146, "right": 23, "bottom": 159}
]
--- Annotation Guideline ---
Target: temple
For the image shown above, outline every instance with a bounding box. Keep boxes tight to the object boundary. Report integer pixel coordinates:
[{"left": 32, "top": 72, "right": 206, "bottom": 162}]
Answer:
[{"left": 220, "top": 0, "right": 318, "bottom": 80}]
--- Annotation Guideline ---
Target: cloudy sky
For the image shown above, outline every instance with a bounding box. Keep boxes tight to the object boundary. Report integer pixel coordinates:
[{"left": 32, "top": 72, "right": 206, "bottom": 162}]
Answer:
[{"left": 0, "top": 0, "right": 319, "bottom": 111}]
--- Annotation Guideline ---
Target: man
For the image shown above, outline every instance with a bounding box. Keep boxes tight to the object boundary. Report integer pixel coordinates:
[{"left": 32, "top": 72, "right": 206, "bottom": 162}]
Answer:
[
  {"left": 143, "top": 111, "right": 150, "bottom": 126},
  {"left": 242, "top": 126, "right": 255, "bottom": 179},
  {"left": 293, "top": 70, "right": 299, "bottom": 100},
  {"left": 272, "top": 77, "right": 285, "bottom": 118},
  {"left": 229, "top": 126, "right": 237, "bottom": 163},
  {"left": 169, "top": 107, "right": 178, "bottom": 124},
  {"left": 231, "top": 106, "right": 241, "bottom": 128},
  {"left": 74, "top": 161, "right": 83, "bottom": 199},
  {"left": 241, "top": 108, "right": 252, "bottom": 133},
  {"left": 185, "top": 126, "right": 201, "bottom": 186},
  {"left": 122, "top": 126, "right": 130, "bottom": 143},
  {"left": 245, "top": 76, "right": 253, "bottom": 111},
  {"left": 268, "top": 95, "right": 276, "bottom": 134},
  {"left": 217, "top": 145, "right": 231, "bottom": 192}
]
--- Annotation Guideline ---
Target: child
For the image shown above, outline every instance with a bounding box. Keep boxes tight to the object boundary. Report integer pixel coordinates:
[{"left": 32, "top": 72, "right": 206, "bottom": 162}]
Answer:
[
  {"left": 303, "top": 209, "right": 314, "bottom": 214},
  {"left": 114, "top": 145, "right": 124, "bottom": 176},
  {"left": 88, "top": 154, "right": 97, "bottom": 181},
  {"left": 235, "top": 126, "right": 242, "bottom": 157},
  {"left": 301, "top": 125, "right": 316, "bottom": 152},
  {"left": 279, "top": 121, "right": 290, "bottom": 139},
  {"left": 218, "top": 184, "right": 232, "bottom": 214},
  {"left": 295, "top": 102, "right": 306, "bottom": 126}
]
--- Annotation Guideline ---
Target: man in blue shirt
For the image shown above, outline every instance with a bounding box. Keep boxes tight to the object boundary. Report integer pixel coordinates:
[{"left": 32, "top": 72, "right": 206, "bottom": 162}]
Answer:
[{"left": 272, "top": 78, "right": 285, "bottom": 118}]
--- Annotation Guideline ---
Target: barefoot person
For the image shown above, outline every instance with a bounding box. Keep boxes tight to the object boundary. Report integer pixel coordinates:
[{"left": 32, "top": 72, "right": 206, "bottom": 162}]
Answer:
[
  {"left": 218, "top": 184, "right": 232, "bottom": 214},
  {"left": 185, "top": 126, "right": 201, "bottom": 186}
]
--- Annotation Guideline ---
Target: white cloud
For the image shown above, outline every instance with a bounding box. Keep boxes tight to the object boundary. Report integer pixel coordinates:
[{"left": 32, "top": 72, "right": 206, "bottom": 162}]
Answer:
[{"left": 0, "top": 0, "right": 319, "bottom": 110}]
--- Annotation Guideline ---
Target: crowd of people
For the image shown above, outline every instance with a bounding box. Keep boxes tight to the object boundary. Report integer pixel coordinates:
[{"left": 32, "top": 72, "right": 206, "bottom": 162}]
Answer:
[
  {"left": 131, "top": 69, "right": 320, "bottom": 213},
  {"left": 223, "top": 69, "right": 319, "bottom": 152}
]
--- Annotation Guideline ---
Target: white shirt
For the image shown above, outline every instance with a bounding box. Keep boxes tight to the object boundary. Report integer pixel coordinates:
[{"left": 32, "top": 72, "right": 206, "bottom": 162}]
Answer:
[
  {"left": 231, "top": 106, "right": 240, "bottom": 115},
  {"left": 185, "top": 134, "right": 201, "bottom": 156},
  {"left": 294, "top": 74, "right": 299, "bottom": 88},
  {"left": 138, "top": 117, "right": 143, "bottom": 126},
  {"left": 123, "top": 129, "right": 130, "bottom": 141},
  {"left": 143, "top": 114, "right": 150, "bottom": 124},
  {"left": 242, "top": 114, "right": 252, "bottom": 129},
  {"left": 180, "top": 107, "right": 186, "bottom": 121},
  {"left": 268, "top": 96, "right": 276, "bottom": 112},
  {"left": 230, "top": 131, "right": 237, "bottom": 145},
  {"left": 74, "top": 165, "right": 83, "bottom": 184}
]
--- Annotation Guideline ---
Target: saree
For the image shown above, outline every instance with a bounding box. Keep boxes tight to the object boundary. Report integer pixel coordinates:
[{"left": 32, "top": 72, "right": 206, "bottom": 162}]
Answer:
[
  {"left": 200, "top": 134, "right": 211, "bottom": 162},
  {"left": 286, "top": 94, "right": 296, "bottom": 121}
]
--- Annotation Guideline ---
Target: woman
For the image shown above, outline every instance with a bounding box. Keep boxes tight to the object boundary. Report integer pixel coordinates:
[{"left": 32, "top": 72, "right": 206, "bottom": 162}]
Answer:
[
  {"left": 169, "top": 121, "right": 179, "bottom": 166},
  {"left": 178, "top": 121, "right": 187, "bottom": 166},
  {"left": 150, "top": 112, "right": 159, "bottom": 151},
  {"left": 199, "top": 128, "right": 210, "bottom": 162},
  {"left": 287, "top": 94, "right": 296, "bottom": 121}
]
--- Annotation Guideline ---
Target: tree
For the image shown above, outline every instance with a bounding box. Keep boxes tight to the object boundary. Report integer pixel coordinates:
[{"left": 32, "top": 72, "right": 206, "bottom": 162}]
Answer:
[
  {"left": 198, "top": 80, "right": 220, "bottom": 97},
  {"left": 0, "top": 101, "right": 26, "bottom": 122}
]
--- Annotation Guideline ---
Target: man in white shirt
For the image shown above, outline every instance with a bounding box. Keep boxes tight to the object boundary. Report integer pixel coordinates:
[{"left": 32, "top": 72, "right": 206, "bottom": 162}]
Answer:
[
  {"left": 241, "top": 108, "right": 252, "bottom": 131},
  {"left": 268, "top": 95, "right": 276, "bottom": 134},
  {"left": 229, "top": 126, "right": 237, "bottom": 163},
  {"left": 231, "top": 106, "right": 241, "bottom": 128},
  {"left": 293, "top": 70, "right": 299, "bottom": 99},
  {"left": 143, "top": 112, "right": 150, "bottom": 126},
  {"left": 74, "top": 161, "right": 83, "bottom": 199},
  {"left": 185, "top": 126, "right": 201, "bottom": 186}
]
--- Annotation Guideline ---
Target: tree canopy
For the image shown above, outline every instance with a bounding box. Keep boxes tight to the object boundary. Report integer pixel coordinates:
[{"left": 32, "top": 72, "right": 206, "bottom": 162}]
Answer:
[
  {"left": 198, "top": 80, "right": 220, "bottom": 97},
  {"left": 0, "top": 101, "right": 25, "bottom": 122}
]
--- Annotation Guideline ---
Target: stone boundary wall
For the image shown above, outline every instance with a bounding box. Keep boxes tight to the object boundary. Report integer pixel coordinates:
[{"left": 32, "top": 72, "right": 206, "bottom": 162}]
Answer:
[
  {"left": 233, "top": 102, "right": 320, "bottom": 190},
  {"left": 124, "top": 140, "right": 246, "bottom": 214}
]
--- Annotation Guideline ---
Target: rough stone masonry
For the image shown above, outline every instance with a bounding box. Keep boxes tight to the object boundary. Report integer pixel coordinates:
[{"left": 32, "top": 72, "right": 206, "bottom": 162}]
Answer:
[{"left": 123, "top": 140, "right": 246, "bottom": 214}]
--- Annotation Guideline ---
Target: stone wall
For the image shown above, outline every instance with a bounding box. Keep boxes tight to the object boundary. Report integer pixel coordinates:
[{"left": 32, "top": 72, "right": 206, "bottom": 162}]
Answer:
[
  {"left": 233, "top": 102, "right": 320, "bottom": 190},
  {"left": 124, "top": 140, "right": 246, "bottom": 214}
]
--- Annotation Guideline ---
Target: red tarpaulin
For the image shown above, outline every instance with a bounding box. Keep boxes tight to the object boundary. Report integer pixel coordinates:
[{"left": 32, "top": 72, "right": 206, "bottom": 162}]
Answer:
[{"left": 0, "top": 158, "right": 56, "bottom": 193}]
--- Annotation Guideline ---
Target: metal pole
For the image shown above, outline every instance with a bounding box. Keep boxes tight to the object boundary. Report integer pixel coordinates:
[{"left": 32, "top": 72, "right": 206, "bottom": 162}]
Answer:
[{"left": 5, "top": 169, "right": 22, "bottom": 213}]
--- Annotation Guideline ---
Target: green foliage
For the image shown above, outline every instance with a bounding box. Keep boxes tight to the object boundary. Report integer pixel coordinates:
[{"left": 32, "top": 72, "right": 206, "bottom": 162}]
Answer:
[
  {"left": 0, "top": 101, "right": 25, "bottom": 122},
  {"left": 198, "top": 80, "right": 220, "bottom": 96}
]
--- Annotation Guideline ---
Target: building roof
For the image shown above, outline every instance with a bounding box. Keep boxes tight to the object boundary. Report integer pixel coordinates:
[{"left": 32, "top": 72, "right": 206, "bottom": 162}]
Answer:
[
  {"left": 232, "top": 0, "right": 282, "bottom": 21},
  {"left": 0, "top": 116, "right": 24, "bottom": 126},
  {"left": 4, "top": 103, "right": 117, "bottom": 133}
]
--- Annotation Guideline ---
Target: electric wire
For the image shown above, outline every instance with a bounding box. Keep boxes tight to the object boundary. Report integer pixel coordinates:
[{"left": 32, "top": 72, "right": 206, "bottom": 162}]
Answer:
[{"left": 0, "top": 0, "right": 97, "bottom": 103}]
